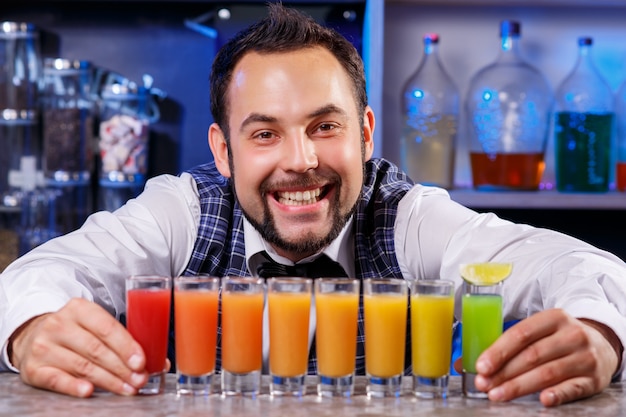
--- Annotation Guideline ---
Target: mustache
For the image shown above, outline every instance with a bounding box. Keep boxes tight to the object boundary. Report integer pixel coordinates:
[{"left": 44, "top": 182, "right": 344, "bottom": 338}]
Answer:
[{"left": 259, "top": 171, "right": 340, "bottom": 193}]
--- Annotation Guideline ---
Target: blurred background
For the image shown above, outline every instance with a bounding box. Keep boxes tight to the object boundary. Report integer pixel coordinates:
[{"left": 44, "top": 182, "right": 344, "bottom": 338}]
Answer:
[{"left": 1, "top": 0, "right": 625, "bottom": 270}]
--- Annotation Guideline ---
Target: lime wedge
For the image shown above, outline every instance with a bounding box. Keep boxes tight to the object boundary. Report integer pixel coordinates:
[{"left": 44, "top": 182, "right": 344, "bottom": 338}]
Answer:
[{"left": 460, "top": 262, "right": 513, "bottom": 285}]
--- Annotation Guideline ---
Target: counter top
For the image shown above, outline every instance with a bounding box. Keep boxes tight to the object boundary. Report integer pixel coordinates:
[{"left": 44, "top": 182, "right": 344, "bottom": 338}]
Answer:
[{"left": 1, "top": 373, "right": 625, "bottom": 416}]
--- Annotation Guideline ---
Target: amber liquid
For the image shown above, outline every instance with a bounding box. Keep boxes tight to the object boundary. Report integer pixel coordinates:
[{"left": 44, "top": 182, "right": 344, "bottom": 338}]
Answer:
[
  {"left": 617, "top": 162, "right": 626, "bottom": 192},
  {"left": 470, "top": 152, "right": 545, "bottom": 190}
]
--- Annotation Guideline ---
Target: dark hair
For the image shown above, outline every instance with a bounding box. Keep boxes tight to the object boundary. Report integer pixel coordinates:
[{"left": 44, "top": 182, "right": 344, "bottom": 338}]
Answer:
[{"left": 209, "top": 2, "right": 367, "bottom": 139}]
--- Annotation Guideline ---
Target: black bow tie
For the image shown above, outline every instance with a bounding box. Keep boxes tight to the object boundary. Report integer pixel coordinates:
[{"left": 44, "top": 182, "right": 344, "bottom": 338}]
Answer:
[{"left": 256, "top": 251, "right": 348, "bottom": 278}]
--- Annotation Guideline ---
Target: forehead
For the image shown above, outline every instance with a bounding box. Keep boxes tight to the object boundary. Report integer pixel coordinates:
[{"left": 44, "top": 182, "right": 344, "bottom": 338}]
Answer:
[{"left": 226, "top": 47, "right": 357, "bottom": 120}]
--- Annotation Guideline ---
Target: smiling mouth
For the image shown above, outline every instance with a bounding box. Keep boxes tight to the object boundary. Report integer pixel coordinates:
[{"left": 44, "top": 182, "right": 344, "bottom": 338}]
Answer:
[{"left": 276, "top": 187, "right": 326, "bottom": 206}]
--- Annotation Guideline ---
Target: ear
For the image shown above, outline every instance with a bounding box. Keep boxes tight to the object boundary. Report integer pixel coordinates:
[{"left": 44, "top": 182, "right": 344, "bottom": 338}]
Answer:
[
  {"left": 362, "top": 105, "right": 375, "bottom": 161},
  {"left": 208, "top": 123, "right": 231, "bottom": 178}
]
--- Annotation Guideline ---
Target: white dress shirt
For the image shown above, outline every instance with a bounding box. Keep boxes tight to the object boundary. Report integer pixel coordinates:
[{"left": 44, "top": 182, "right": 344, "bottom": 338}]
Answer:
[{"left": 2, "top": 171, "right": 626, "bottom": 378}]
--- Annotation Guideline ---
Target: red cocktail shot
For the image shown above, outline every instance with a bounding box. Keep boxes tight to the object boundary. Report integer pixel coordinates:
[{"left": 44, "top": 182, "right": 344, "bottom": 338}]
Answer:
[{"left": 126, "top": 275, "right": 171, "bottom": 394}]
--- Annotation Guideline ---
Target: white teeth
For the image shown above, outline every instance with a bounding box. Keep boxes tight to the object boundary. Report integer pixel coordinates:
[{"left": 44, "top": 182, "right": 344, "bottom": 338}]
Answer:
[{"left": 277, "top": 188, "right": 322, "bottom": 206}]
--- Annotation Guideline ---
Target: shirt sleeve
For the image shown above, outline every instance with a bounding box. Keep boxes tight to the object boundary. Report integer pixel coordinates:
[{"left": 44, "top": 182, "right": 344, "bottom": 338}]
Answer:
[
  {"left": 0, "top": 173, "right": 201, "bottom": 371},
  {"left": 394, "top": 184, "right": 626, "bottom": 380}
]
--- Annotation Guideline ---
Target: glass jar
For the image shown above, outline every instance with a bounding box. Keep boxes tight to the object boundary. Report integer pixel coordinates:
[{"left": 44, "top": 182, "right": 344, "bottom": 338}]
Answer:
[
  {"left": 42, "top": 58, "right": 95, "bottom": 182},
  {"left": 0, "top": 21, "right": 41, "bottom": 112},
  {"left": 0, "top": 21, "right": 43, "bottom": 199},
  {"left": 0, "top": 21, "right": 44, "bottom": 260},
  {"left": 401, "top": 33, "right": 459, "bottom": 189},
  {"left": 555, "top": 37, "right": 614, "bottom": 193},
  {"left": 465, "top": 20, "right": 553, "bottom": 191},
  {"left": 98, "top": 80, "right": 159, "bottom": 211}
]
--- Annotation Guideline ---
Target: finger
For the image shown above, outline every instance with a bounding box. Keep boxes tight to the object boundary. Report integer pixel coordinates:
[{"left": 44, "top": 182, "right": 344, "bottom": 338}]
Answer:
[
  {"left": 30, "top": 300, "right": 147, "bottom": 392},
  {"left": 487, "top": 354, "right": 598, "bottom": 405},
  {"left": 477, "top": 324, "right": 579, "bottom": 389},
  {"left": 21, "top": 366, "right": 95, "bottom": 398},
  {"left": 69, "top": 299, "right": 146, "bottom": 373},
  {"left": 476, "top": 311, "right": 565, "bottom": 376},
  {"left": 539, "top": 377, "right": 596, "bottom": 407},
  {"left": 479, "top": 346, "right": 596, "bottom": 402},
  {"left": 22, "top": 334, "right": 144, "bottom": 397}
]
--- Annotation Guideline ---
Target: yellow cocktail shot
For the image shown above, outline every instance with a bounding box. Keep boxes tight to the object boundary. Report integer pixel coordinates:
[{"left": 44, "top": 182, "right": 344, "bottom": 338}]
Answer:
[{"left": 410, "top": 279, "right": 455, "bottom": 398}]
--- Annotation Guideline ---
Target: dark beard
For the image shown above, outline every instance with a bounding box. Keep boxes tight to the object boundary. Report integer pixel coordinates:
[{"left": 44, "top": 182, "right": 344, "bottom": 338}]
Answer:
[
  {"left": 243, "top": 187, "right": 360, "bottom": 255},
  {"left": 226, "top": 131, "right": 366, "bottom": 255}
]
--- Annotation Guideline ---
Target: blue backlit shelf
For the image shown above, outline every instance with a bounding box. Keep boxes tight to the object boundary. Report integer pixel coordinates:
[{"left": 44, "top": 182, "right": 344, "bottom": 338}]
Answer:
[{"left": 448, "top": 189, "right": 626, "bottom": 210}]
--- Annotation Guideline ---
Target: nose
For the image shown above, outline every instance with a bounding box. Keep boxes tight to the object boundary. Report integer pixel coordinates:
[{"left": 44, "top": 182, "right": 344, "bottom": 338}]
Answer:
[{"left": 281, "top": 130, "right": 318, "bottom": 172}]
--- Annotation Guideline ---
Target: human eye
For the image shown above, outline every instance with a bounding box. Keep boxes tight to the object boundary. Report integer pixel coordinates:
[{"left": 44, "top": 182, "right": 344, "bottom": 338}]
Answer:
[
  {"left": 253, "top": 130, "right": 277, "bottom": 141},
  {"left": 312, "top": 122, "right": 340, "bottom": 138}
]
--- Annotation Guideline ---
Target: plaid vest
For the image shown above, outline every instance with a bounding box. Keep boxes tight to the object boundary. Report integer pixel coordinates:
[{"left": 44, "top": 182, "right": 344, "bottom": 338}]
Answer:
[{"left": 180, "top": 158, "right": 414, "bottom": 375}]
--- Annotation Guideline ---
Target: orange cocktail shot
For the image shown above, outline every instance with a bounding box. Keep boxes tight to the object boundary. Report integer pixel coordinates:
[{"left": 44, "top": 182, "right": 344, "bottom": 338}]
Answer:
[
  {"left": 221, "top": 277, "right": 265, "bottom": 397},
  {"left": 363, "top": 278, "right": 408, "bottom": 398},
  {"left": 314, "top": 278, "right": 360, "bottom": 397},
  {"left": 268, "top": 277, "right": 312, "bottom": 396},
  {"left": 174, "top": 276, "right": 220, "bottom": 395}
]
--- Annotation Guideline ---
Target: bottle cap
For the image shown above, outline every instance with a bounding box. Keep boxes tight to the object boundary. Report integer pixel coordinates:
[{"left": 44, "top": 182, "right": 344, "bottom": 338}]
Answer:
[
  {"left": 578, "top": 37, "right": 593, "bottom": 46},
  {"left": 423, "top": 33, "right": 439, "bottom": 44},
  {"left": 500, "top": 20, "right": 521, "bottom": 37}
]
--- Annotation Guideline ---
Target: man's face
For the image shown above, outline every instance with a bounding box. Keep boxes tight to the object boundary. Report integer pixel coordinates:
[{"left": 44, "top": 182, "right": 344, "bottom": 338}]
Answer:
[{"left": 210, "top": 47, "right": 374, "bottom": 261}]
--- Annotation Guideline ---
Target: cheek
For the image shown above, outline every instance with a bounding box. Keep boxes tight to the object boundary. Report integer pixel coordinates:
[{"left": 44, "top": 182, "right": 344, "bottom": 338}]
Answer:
[{"left": 231, "top": 151, "right": 272, "bottom": 193}]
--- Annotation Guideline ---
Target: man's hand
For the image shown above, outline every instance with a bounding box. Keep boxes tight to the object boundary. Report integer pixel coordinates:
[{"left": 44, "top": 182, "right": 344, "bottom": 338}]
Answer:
[
  {"left": 9, "top": 298, "right": 148, "bottom": 397},
  {"left": 470, "top": 309, "right": 621, "bottom": 407}
]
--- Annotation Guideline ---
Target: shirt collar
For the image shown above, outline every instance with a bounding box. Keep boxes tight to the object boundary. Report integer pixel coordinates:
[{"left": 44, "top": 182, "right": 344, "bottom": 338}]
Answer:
[{"left": 244, "top": 216, "right": 355, "bottom": 277}]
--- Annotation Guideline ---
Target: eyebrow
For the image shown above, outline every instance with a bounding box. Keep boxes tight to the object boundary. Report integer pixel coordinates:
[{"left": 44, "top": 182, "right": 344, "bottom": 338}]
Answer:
[
  {"left": 308, "top": 104, "right": 347, "bottom": 119},
  {"left": 239, "top": 104, "right": 348, "bottom": 133}
]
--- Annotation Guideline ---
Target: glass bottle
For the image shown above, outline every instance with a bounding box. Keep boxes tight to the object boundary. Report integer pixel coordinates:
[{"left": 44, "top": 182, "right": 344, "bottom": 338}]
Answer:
[
  {"left": 616, "top": 81, "right": 626, "bottom": 192},
  {"left": 555, "top": 37, "right": 614, "bottom": 193},
  {"left": 465, "top": 20, "right": 553, "bottom": 191},
  {"left": 401, "top": 33, "right": 459, "bottom": 189}
]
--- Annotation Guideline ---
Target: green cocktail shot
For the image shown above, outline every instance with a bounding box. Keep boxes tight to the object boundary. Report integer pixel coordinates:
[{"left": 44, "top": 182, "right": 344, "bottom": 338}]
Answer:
[
  {"left": 462, "top": 293, "right": 503, "bottom": 374},
  {"left": 459, "top": 262, "right": 511, "bottom": 398}
]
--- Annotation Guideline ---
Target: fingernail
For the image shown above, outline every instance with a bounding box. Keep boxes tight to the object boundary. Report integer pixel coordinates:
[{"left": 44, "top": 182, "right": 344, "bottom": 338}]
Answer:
[
  {"left": 489, "top": 386, "right": 504, "bottom": 401},
  {"left": 474, "top": 374, "right": 488, "bottom": 390},
  {"left": 476, "top": 358, "right": 492, "bottom": 374},
  {"left": 76, "top": 381, "right": 92, "bottom": 397},
  {"left": 122, "top": 383, "right": 136, "bottom": 396},
  {"left": 130, "top": 372, "right": 145, "bottom": 387},
  {"left": 544, "top": 390, "right": 558, "bottom": 406},
  {"left": 128, "top": 354, "right": 142, "bottom": 370}
]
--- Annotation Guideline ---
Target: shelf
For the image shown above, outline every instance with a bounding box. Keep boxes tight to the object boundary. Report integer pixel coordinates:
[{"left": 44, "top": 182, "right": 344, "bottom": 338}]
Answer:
[
  {"left": 387, "top": 0, "right": 626, "bottom": 7},
  {"left": 448, "top": 189, "right": 626, "bottom": 210}
]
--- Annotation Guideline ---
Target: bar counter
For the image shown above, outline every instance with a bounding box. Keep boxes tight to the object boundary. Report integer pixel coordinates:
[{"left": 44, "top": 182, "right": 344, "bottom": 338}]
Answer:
[{"left": 1, "top": 373, "right": 624, "bottom": 416}]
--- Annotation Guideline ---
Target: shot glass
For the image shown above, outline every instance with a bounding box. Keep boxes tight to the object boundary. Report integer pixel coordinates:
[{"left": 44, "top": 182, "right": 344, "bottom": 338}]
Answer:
[
  {"left": 221, "top": 277, "right": 265, "bottom": 397},
  {"left": 462, "top": 280, "right": 503, "bottom": 398},
  {"left": 125, "top": 275, "right": 171, "bottom": 395},
  {"left": 363, "top": 278, "right": 408, "bottom": 398},
  {"left": 314, "top": 278, "right": 360, "bottom": 398},
  {"left": 410, "top": 279, "right": 455, "bottom": 398},
  {"left": 267, "top": 277, "right": 313, "bottom": 396},
  {"left": 174, "top": 275, "right": 220, "bottom": 395}
]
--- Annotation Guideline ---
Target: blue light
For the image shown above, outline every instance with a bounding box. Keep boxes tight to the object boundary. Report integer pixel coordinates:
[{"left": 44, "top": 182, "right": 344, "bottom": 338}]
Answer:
[
  {"left": 412, "top": 89, "right": 424, "bottom": 99},
  {"left": 482, "top": 90, "right": 493, "bottom": 101}
]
